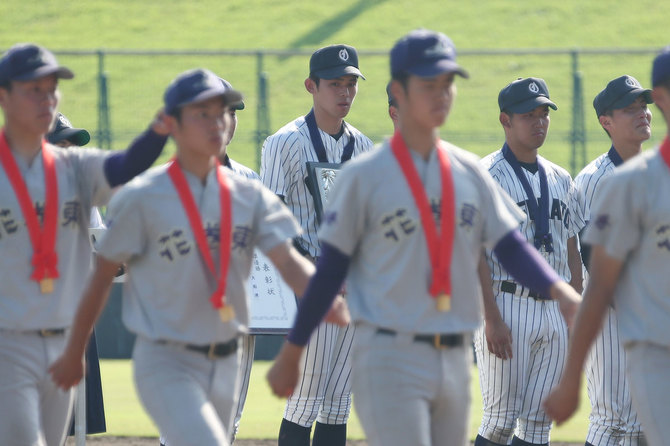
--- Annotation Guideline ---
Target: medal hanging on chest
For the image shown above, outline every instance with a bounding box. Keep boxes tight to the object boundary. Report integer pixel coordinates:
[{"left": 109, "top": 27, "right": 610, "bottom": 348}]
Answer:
[
  {"left": 0, "top": 131, "right": 59, "bottom": 293},
  {"left": 168, "top": 159, "right": 234, "bottom": 322},
  {"left": 390, "top": 131, "right": 455, "bottom": 312}
]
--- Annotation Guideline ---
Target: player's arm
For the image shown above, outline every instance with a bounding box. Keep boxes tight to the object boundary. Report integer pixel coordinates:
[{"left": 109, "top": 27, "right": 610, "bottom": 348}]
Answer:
[
  {"left": 478, "top": 252, "right": 513, "bottom": 360},
  {"left": 49, "top": 256, "right": 122, "bottom": 390},
  {"left": 567, "top": 235, "right": 584, "bottom": 293},
  {"left": 266, "top": 239, "right": 315, "bottom": 297},
  {"left": 103, "top": 109, "right": 170, "bottom": 187},
  {"left": 267, "top": 242, "right": 350, "bottom": 397},
  {"left": 493, "top": 229, "right": 581, "bottom": 328},
  {"left": 543, "top": 244, "right": 623, "bottom": 423}
]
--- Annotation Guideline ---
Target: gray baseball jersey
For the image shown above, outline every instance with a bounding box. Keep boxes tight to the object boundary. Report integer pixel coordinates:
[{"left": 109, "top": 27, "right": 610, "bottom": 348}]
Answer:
[
  {"left": 475, "top": 148, "right": 581, "bottom": 445},
  {"left": 260, "top": 115, "right": 373, "bottom": 257},
  {"left": 0, "top": 144, "right": 112, "bottom": 446},
  {"left": 97, "top": 164, "right": 300, "bottom": 345},
  {"left": 584, "top": 146, "right": 670, "bottom": 446},
  {"left": 317, "top": 139, "right": 523, "bottom": 446},
  {"left": 574, "top": 147, "right": 643, "bottom": 445}
]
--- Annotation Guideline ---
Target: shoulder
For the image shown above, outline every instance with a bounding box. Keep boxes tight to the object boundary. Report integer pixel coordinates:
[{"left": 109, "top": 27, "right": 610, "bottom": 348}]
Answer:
[
  {"left": 227, "top": 158, "right": 260, "bottom": 180},
  {"left": 539, "top": 155, "right": 571, "bottom": 180},
  {"left": 574, "top": 152, "right": 610, "bottom": 186},
  {"left": 264, "top": 116, "right": 308, "bottom": 147},
  {"left": 479, "top": 149, "right": 505, "bottom": 172},
  {"left": 345, "top": 123, "right": 374, "bottom": 148}
]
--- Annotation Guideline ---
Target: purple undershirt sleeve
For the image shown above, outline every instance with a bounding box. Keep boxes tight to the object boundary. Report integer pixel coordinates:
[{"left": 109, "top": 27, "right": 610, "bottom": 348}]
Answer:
[
  {"left": 103, "top": 128, "right": 168, "bottom": 187},
  {"left": 286, "top": 242, "right": 350, "bottom": 346},
  {"left": 493, "top": 229, "right": 561, "bottom": 299}
]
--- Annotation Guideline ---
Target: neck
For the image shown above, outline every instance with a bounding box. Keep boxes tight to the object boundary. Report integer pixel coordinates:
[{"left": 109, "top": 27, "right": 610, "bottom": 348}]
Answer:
[
  {"left": 610, "top": 140, "right": 642, "bottom": 162},
  {"left": 313, "top": 106, "right": 343, "bottom": 135},
  {"left": 177, "top": 150, "right": 217, "bottom": 184},
  {"left": 506, "top": 141, "right": 537, "bottom": 163},
  {"left": 3, "top": 125, "right": 44, "bottom": 164},
  {"left": 397, "top": 121, "right": 439, "bottom": 160}
]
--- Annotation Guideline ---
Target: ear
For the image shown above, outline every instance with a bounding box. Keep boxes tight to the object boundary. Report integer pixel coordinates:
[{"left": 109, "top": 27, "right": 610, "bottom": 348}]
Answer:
[
  {"left": 388, "top": 105, "right": 399, "bottom": 128},
  {"left": 389, "top": 80, "right": 404, "bottom": 106},
  {"left": 598, "top": 114, "right": 612, "bottom": 132},
  {"left": 305, "top": 78, "right": 316, "bottom": 94},
  {"left": 0, "top": 87, "right": 9, "bottom": 109},
  {"left": 163, "top": 113, "right": 179, "bottom": 135},
  {"left": 651, "top": 86, "right": 669, "bottom": 111},
  {"left": 499, "top": 112, "right": 511, "bottom": 128}
]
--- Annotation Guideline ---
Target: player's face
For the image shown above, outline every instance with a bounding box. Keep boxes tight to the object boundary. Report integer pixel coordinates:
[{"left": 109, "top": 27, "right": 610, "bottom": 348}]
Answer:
[
  {"left": 172, "top": 96, "right": 230, "bottom": 158},
  {"left": 0, "top": 74, "right": 59, "bottom": 136},
  {"left": 403, "top": 72, "right": 456, "bottom": 129},
  {"left": 506, "top": 105, "right": 550, "bottom": 152},
  {"left": 607, "top": 96, "right": 652, "bottom": 143},
  {"left": 312, "top": 75, "right": 358, "bottom": 120}
]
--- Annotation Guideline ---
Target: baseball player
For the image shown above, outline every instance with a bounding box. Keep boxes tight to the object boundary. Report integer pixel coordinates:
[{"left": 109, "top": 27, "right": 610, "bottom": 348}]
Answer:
[
  {"left": 158, "top": 78, "right": 257, "bottom": 446},
  {"left": 573, "top": 75, "right": 652, "bottom": 446},
  {"left": 260, "top": 43, "right": 372, "bottom": 446},
  {"left": 474, "top": 77, "right": 584, "bottom": 446},
  {"left": 0, "top": 43, "right": 166, "bottom": 446},
  {"left": 48, "top": 68, "right": 339, "bottom": 446},
  {"left": 544, "top": 46, "right": 670, "bottom": 446},
  {"left": 46, "top": 112, "right": 107, "bottom": 437},
  {"left": 267, "top": 29, "right": 581, "bottom": 446}
]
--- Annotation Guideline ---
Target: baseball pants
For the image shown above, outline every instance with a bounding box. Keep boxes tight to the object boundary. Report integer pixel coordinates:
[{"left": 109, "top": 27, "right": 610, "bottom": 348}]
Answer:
[
  {"left": 133, "top": 336, "right": 240, "bottom": 446},
  {"left": 284, "top": 321, "right": 354, "bottom": 427},
  {"left": 352, "top": 323, "right": 472, "bottom": 446},
  {"left": 0, "top": 330, "right": 74, "bottom": 446}
]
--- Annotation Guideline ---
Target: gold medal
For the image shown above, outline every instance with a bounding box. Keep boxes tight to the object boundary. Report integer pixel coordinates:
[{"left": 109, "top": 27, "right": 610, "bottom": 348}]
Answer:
[
  {"left": 436, "top": 294, "right": 451, "bottom": 312},
  {"left": 40, "top": 278, "right": 54, "bottom": 294},
  {"left": 219, "top": 305, "right": 235, "bottom": 322}
]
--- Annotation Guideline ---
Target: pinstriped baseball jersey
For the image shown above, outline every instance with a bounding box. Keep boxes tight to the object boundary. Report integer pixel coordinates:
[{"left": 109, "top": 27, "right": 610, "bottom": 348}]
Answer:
[
  {"left": 96, "top": 164, "right": 300, "bottom": 345},
  {"left": 574, "top": 148, "right": 619, "bottom": 229},
  {"left": 318, "top": 140, "right": 524, "bottom": 333},
  {"left": 260, "top": 115, "right": 373, "bottom": 257},
  {"left": 481, "top": 149, "right": 581, "bottom": 286},
  {"left": 0, "top": 144, "right": 113, "bottom": 330}
]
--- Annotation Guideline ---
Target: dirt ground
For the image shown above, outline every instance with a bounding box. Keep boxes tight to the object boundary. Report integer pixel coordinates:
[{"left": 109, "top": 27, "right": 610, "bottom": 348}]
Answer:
[{"left": 65, "top": 437, "right": 580, "bottom": 445}]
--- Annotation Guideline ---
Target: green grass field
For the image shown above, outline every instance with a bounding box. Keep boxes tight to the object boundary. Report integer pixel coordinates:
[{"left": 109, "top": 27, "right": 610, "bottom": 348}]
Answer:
[
  {"left": 1, "top": 0, "right": 669, "bottom": 174},
  {"left": 99, "top": 359, "right": 589, "bottom": 442}
]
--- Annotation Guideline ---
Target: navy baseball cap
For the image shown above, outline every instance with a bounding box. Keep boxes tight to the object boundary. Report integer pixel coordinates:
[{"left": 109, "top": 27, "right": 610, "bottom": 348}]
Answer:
[
  {"left": 164, "top": 68, "right": 243, "bottom": 115},
  {"left": 498, "top": 77, "right": 557, "bottom": 114},
  {"left": 593, "top": 75, "right": 652, "bottom": 117},
  {"left": 652, "top": 45, "right": 670, "bottom": 87},
  {"left": 0, "top": 43, "right": 73, "bottom": 85},
  {"left": 309, "top": 44, "right": 365, "bottom": 80},
  {"left": 47, "top": 113, "right": 90, "bottom": 146},
  {"left": 220, "top": 78, "right": 245, "bottom": 110},
  {"left": 390, "top": 29, "right": 468, "bottom": 79}
]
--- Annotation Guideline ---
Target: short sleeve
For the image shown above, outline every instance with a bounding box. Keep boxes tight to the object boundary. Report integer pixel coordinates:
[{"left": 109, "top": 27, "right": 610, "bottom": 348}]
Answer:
[
  {"left": 477, "top": 165, "right": 526, "bottom": 249},
  {"left": 254, "top": 183, "right": 302, "bottom": 253},
  {"left": 96, "top": 185, "right": 146, "bottom": 263},
  {"left": 260, "top": 133, "right": 290, "bottom": 197}
]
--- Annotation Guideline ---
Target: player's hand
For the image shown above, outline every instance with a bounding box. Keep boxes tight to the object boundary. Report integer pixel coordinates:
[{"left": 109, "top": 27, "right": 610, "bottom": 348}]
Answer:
[
  {"left": 266, "top": 342, "right": 303, "bottom": 398},
  {"left": 543, "top": 377, "right": 581, "bottom": 424},
  {"left": 150, "top": 108, "right": 170, "bottom": 136},
  {"left": 49, "top": 347, "right": 85, "bottom": 391},
  {"left": 485, "top": 316, "right": 513, "bottom": 360},
  {"left": 550, "top": 281, "right": 582, "bottom": 330},
  {"left": 323, "top": 295, "right": 350, "bottom": 327}
]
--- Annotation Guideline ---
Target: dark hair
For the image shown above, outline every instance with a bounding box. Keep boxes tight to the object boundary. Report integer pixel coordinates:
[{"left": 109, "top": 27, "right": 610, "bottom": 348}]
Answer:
[
  {"left": 0, "top": 80, "right": 12, "bottom": 91},
  {"left": 599, "top": 109, "right": 614, "bottom": 138},
  {"left": 167, "top": 107, "right": 183, "bottom": 122},
  {"left": 308, "top": 74, "right": 321, "bottom": 87},
  {"left": 391, "top": 71, "right": 410, "bottom": 89}
]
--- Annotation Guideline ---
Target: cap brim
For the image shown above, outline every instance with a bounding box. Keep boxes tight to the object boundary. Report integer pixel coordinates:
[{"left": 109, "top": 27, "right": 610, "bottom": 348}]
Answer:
[
  {"left": 47, "top": 128, "right": 90, "bottom": 146},
  {"left": 312, "top": 65, "right": 365, "bottom": 80},
  {"left": 610, "top": 89, "right": 653, "bottom": 111},
  {"left": 506, "top": 96, "right": 557, "bottom": 114},
  {"left": 405, "top": 60, "right": 469, "bottom": 79},
  {"left": 15, "top": 65, "right": 74, "bottom": 82}
]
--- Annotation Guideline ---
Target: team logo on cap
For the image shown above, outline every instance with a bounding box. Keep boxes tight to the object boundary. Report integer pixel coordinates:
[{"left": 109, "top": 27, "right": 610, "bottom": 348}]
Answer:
[
  {"left": 339, "top": 49, "right": 349, "bottom": 62},
  {"left": 58, "top": 114, "right": 72, "bottom": 127},
  {"left": 529, "top": 82, "right": 540, "bottom": 94},
  {"left": 424, "top": 40, "right": 453, "bottom": 58},
  {"left": 625, "top": 77, "right": 638, "bottom": 87}
]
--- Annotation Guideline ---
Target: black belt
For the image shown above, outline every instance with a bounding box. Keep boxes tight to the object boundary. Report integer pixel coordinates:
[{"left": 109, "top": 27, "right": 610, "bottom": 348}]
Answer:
[
  {"left": 500, "top": 280, "right": 544, "bottom": 300},
  {"left": 376, "top": 328, "right": 464, "bottom": 349},
  {"left": 160, "top": 338, "right": 238, "bottom": 359}
]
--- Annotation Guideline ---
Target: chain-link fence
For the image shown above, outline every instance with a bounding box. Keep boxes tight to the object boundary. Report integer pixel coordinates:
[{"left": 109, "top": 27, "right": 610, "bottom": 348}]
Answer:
[{"left": 5, "top": 47, "right": 663, "bottom": 175}]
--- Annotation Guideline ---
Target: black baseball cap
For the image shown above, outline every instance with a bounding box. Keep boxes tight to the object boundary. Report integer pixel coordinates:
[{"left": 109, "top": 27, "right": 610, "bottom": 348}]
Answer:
[
  {"left": 47, "top": 113, "right": 90, "bottom": 146},
  {"left": 498, "top": 77, "right": 557, "bottom": 114},
  {"left": 309, "top": 44, "right": 365, "bottom": 80},
  {"left": 164, "top": 68, "right": 243, "bottom": 115},
  {"left": 652, "top": 45, "right": 670, "bottom": 87},
  {"left": 0, "top": 43, "right": 73, "bottom": 85},
  {"left": 390, "top": 29, "right": 468, "bottom": 79},
  {"left": 593, "top": 75, "right": 652, "bottom": 117},
  {"left": 220, "top": 78, "right": 245, "bottom": 110}
]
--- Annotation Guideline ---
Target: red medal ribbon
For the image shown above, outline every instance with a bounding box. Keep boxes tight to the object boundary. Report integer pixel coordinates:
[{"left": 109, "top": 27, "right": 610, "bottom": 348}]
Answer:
[
  {"left": 390, "top": 130, "right": 455, "bottom": 299},
  {"left": 660, "top": 135, "right": 670, "bottom": 171},
  {"left": 0, "top": 130, "right": 59, "bottom": 284},
  {"left": 167, "top": 159, "right": 232, "bottom": 310}
]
